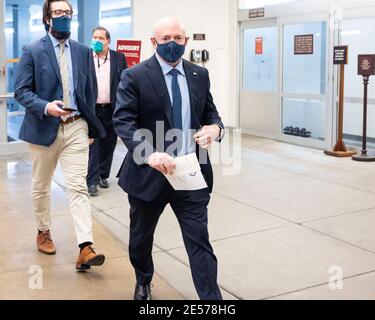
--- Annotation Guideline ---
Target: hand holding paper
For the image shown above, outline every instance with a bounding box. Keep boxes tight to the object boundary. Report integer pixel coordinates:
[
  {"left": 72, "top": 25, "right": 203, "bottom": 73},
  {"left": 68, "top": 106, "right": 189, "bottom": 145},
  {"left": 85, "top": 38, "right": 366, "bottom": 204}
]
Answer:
[{"left": 163, "top": 153, "right": 208, "bottom": 191}]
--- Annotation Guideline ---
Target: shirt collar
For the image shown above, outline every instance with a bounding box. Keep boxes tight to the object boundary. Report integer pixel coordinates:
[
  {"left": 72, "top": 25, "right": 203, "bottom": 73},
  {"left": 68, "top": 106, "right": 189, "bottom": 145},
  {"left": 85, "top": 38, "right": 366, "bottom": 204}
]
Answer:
[
  {"left": 48, "top": 33, "right": 70, "bottom": 48},
  {"left": 93, "top": 50, "right": 111, "bottom": 60},
  {"left": 155, "top": 53, "right": 185, "bottom": 77}
]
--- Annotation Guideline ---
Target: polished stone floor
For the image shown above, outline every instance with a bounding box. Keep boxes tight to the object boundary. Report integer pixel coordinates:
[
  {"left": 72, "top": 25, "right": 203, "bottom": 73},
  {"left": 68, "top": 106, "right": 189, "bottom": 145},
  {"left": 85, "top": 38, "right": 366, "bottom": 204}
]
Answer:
[
  {"left": 2, "top": 133, "right": 375, "bottom": 300},
  {"left": 0, "top": 157, "right": 182, "bottom": 300}
]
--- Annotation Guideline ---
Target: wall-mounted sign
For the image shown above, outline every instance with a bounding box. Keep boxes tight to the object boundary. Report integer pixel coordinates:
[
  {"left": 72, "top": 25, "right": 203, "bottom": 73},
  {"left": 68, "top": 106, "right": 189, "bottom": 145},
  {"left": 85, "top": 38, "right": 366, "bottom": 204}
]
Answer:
[
  {"left": 255, "top": 37, "right": 263, "bottom": 55},
  {"left": 193, "top": 34, "right": 206, "bottom": 41},
  {"left": 358, "top": 54, "right": 375, "bottom": 77},
  {"left": 294, "top": 34, "right": 314, "bottom": 55},
  {"left": 333, "top": 46, "right": 348, "bottom": 65},
  {"left": 249, "top": 8, "right": 265, "bottom": 19},
  {"left": 116, "top": 40, "right": 142, "bottom": 67}
]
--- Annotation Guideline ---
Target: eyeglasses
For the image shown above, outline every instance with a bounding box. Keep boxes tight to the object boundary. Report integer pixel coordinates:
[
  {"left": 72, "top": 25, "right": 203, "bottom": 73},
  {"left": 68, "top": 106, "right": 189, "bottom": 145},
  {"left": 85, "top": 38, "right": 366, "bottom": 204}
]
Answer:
[{"left": 49, "top": 9, "right": 73, "bottom": 17}]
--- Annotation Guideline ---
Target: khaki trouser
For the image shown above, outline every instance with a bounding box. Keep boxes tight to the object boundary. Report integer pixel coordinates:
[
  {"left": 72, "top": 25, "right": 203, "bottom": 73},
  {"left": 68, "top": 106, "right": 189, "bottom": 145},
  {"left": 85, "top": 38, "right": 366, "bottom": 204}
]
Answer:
[{"left": 28, "top": 118, "right": 94, "bottom": 245}]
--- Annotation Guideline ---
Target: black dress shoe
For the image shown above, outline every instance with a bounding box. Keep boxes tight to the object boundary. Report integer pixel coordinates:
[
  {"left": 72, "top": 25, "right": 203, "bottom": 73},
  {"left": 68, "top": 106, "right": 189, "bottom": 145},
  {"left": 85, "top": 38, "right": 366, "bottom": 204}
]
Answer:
[
  {"left": 88, "top": 185, "right": 98, "bottom": 197},
  {"left": 134, "top": 283, "right": 152, "bottom": 300},
  {"left": 99, "top": 178, "right": 109, "bottom": 189}
]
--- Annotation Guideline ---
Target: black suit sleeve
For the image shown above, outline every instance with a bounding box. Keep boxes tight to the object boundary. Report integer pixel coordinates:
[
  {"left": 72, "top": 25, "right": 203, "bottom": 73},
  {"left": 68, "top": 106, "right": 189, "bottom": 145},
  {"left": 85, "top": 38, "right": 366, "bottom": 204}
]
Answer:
[
  {"left": 202, "top": 69, "right": 224, "bottom": 130},
  {"left": 113, "top": 69, "right": 155, "bottom": 164},
  {"left": 85, "top": 49, "right": 96, "bottom": 112},
  {"left": 85, "top": 49, "right": 97, "bottom": 139}
]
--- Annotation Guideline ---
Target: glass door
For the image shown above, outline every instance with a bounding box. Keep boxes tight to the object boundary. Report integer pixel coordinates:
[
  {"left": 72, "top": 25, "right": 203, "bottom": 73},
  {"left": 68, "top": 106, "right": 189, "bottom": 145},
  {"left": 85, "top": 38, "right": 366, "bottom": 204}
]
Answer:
[
  {"left": 0, "top": 0, "right": 7, "bottom": 144},
  {"left": 279, "top": 13, "right": 332, "bottom": 148},
  {"left": 339, "top": 7, "right": 375, "bottom": 150},
  {"left": 4, "top": 1, "right": 58, "bottom": 142},
  {"left": 240, "top": 20, "right": 278, "bottom": 138}
]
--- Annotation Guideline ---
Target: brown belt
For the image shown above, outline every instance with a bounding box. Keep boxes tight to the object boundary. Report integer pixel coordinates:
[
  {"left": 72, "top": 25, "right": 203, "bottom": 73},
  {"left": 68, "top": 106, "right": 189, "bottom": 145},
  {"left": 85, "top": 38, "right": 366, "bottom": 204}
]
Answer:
[{"left": 60, "top": 115, "right": 82, "bottom": 125}]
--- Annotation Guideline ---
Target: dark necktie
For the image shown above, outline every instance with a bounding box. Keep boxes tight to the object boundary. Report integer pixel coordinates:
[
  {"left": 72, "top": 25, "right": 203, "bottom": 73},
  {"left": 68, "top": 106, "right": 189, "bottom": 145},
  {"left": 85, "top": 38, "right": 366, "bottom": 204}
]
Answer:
[{"left": 168, "top": 68, "right": 182, "bottom": 131}]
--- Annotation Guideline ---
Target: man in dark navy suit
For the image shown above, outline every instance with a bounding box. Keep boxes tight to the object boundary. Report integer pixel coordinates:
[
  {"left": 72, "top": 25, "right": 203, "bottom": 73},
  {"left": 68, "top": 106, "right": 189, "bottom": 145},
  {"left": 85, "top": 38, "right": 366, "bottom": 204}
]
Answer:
[
  {"left": 14, "top": 0, "right": 106, "bottom": 271},
  {"left": 87, "top": 27, "right": 128, "bottom": 197},
  {"left": 113, "top": 17, "right": 225, "bottom": 300}
]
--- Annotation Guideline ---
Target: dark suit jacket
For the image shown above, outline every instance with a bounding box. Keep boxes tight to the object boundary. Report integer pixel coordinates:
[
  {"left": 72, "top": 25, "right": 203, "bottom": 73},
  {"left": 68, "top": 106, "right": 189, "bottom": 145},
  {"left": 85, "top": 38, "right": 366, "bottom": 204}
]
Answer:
[
  {"left": 113, "top": 54, "right": 224, "bottom": 202},
  {"left": 14, "top": 34, "right": 105, "bottom": 147}
]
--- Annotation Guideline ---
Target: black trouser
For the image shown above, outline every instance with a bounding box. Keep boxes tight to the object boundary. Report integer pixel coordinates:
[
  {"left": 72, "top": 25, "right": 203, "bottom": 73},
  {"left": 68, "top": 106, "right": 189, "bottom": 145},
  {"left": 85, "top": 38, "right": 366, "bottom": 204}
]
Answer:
[
  {"left": 128, "top": 184, "right": 223, "bottom": 300},
  {"left": 87, "top": 104, "right": 117, "bottom": 187}
]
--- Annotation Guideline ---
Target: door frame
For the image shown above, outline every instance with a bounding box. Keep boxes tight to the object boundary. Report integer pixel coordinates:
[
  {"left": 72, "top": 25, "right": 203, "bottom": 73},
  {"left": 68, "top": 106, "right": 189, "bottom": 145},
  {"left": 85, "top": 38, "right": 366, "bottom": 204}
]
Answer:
[
  {"left": 0, "top": 0, "right": 28, "bottom": 158},
  {"left": 0, "top": 0, "right": 8, "bottom": 144},
  {"left": 278, "top": 11, "right": 334, "bottom": 149}
]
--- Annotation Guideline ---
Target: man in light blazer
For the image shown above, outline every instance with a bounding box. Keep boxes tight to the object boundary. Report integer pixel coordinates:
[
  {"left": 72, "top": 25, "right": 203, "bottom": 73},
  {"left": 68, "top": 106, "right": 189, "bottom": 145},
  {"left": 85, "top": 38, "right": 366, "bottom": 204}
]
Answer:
[{"left": 14, "top": 0, "right": 106, "bottom": 271}]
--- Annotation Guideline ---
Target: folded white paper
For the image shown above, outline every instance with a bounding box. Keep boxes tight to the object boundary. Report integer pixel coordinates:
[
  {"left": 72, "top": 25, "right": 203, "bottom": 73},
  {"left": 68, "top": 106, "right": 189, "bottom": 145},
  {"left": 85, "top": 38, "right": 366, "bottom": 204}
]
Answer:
[{"left": 164, "top": 153, "right": 208, "bottom": 191}]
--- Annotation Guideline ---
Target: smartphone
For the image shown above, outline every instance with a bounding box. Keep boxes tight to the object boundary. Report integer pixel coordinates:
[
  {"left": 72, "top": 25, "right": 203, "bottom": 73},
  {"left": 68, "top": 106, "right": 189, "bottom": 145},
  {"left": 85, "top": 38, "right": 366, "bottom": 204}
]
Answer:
[{"left": 62, "top": 107, "right": 76, "bottom": 112}]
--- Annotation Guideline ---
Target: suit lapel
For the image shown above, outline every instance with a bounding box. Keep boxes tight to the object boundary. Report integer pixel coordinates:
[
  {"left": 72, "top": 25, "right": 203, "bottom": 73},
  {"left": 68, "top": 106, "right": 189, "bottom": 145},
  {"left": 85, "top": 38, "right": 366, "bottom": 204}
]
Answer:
[
  {"left": 90, "top": 49, "right": 98, "bottom": 96},
  {"left": 70, "top": 40, "right": 78, "bottom": 90},
  {"left": 183, "top": 61, "right": 200, "bottom": 130},
  {"left": 145, "top": 55, "right": 173, "bottom": 128},
  {"left": 109, "top": 50, "right": 116, "bottom": 99},
  {"left": 43, "top": 35, "right": 61, "bottom": 83},
  {"left": 110, "top": 50, "right": 115, "bottom": 86}
]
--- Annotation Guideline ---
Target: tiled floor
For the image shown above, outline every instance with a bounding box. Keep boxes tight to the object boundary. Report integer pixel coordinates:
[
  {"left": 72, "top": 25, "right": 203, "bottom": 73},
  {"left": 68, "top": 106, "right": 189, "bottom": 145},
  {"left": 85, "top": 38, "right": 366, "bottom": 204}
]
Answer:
[
  {"left": 2, "top": 133, "right": 375, "bottom": 300},
  {"left": 0, "top": 157, "right": 182, "bottom": 300}
]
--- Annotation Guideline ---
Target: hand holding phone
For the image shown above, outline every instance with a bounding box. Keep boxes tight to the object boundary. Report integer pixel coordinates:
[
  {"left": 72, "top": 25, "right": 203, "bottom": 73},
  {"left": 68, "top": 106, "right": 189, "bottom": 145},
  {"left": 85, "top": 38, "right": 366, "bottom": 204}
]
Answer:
[
  {"left": 47, "top": 101, "right": 72, "bottom": 117},
  {"left": 62, "top": 107, "right": 76, "bottom": 112}
]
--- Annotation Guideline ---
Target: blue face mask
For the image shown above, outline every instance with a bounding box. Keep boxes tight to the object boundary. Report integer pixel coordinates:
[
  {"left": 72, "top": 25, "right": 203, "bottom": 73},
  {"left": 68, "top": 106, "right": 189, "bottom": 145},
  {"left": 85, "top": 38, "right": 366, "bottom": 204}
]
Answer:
[
  {"left": 91, "top": 40, "right": 104, "bottom": 53},
  {"left": 51, "top": 15, "right": 71, "bottom": 34},
  {"left": 156, "top": 41, "right": 185, "bottom": 63}
]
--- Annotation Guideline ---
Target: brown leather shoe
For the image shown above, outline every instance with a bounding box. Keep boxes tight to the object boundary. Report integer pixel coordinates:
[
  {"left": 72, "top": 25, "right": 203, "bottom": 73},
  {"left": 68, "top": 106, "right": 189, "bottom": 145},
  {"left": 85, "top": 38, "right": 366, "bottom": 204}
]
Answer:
[
  {"left": 37, "top": 230, "right": 56, "bottom": 255},
  {"left": 76, "top": 246, "right": 105, "bottom": 271}
]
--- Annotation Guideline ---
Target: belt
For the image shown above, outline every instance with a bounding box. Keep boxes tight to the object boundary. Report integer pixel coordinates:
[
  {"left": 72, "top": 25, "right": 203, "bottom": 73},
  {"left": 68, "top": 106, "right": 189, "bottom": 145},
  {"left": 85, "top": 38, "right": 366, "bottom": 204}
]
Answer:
[
  {"left": 96, "top": 103, "right": 111, "bottom": 108},
  {"left": 60, "top": 115, "right": 82, "bottom": 125}
]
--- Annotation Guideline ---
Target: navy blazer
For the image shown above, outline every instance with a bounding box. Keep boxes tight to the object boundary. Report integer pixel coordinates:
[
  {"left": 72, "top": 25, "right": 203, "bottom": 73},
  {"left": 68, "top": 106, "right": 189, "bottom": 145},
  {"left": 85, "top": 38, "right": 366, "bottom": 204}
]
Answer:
[
  {"left": 14, "top": 34, "right": 105, "bottom": 147},
  {"left": 92, "top": 49, "right": 128, "bottom": 111},
  {"left": 113, "top": 55, "right": 224, "bottom": 202}
]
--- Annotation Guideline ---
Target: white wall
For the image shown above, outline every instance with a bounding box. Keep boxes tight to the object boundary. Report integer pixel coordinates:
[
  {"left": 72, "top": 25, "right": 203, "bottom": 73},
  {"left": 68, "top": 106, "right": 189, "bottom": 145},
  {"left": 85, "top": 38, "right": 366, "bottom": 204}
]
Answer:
[
  {"left": 132, "top": 0, "right": 238, "bottom": 127},
  {"left": 238, "top": 0, "right": 375, "bottom": 17}
]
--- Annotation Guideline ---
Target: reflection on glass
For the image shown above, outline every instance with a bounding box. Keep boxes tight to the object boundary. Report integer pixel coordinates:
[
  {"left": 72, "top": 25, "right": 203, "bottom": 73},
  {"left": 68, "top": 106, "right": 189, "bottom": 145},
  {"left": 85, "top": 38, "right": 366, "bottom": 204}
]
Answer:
[
  {"left": 243, "top": 27, "right": 277, "bottom": 92},
  {"left": 283, "top": 98, "right": 325, "bottom": 141},
  {"left": 3, "top": 0, "right": 134, "bottom": 142},
  {"left": 283, "top": 22, "right": 327, "bottom": 95},
  {"left": 341, "top": 18, "right": 375, "bottom": 100},
  {"left": 7, "top": 98, "right": 24, "bottom": 142},
  {"left": 344, "top": 102, "right": 375, "bottom": 140},
  {"left": 340, "top": 18, "right": 375, "bottom": 147},
  {"left": 99, "top": 0, "right": 132, "bottom": 50}
]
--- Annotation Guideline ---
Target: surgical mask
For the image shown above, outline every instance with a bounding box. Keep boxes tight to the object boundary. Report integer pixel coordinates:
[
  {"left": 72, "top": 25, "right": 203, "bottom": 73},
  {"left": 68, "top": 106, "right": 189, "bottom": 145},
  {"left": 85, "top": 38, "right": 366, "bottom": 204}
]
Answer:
[
  {"left": 51, "top": 15, "right": 71, "bottom": 34},
  {"left": 156, "top": 41, "right": 185, "bottom": 63},
  {"left": 91, "top": 40, "right": 104, "bottom": 53}
]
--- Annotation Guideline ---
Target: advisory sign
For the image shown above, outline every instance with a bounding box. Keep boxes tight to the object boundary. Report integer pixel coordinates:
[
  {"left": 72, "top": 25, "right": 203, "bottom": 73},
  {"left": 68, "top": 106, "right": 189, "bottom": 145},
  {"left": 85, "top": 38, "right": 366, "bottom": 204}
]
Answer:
[
  {"left": 117, "top": 40, "right": 142, "bottom": 67},
  {"left": 294, "top": 34, "right": 314, "bottom": 55},
  {"left": 255, "top": 37, "right": 263, "bottom": 55},
  {"left": 358, "top": 54, "right": 375, "bottom": 77},
  {"left": 334, "top": 46, "right": 348, "bottom": 65}
]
